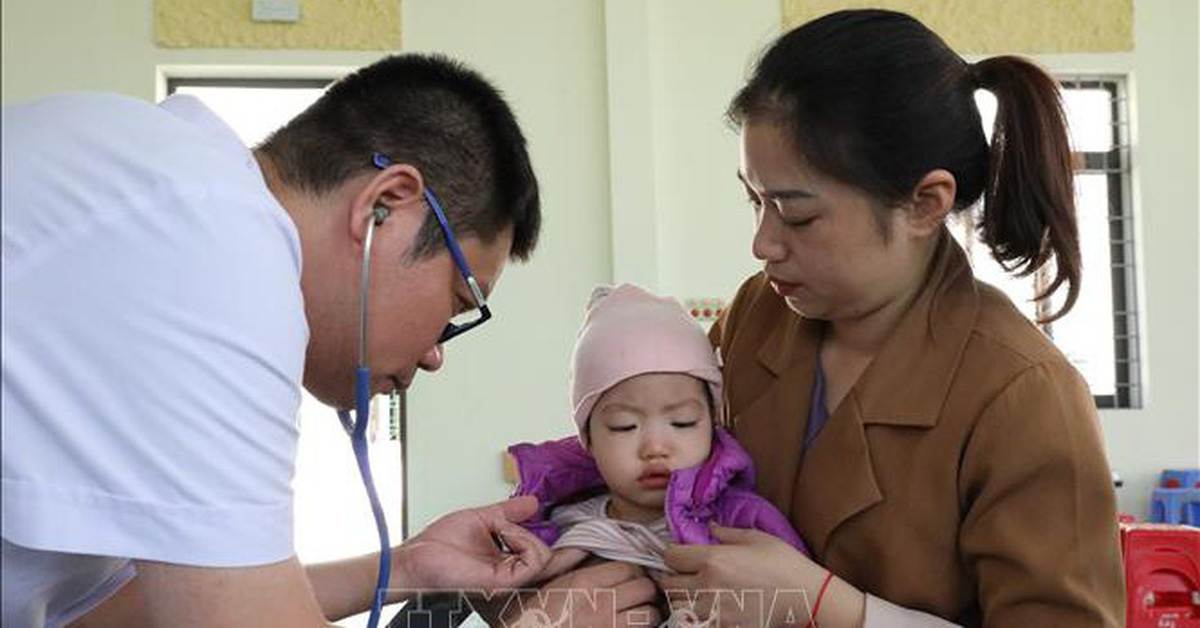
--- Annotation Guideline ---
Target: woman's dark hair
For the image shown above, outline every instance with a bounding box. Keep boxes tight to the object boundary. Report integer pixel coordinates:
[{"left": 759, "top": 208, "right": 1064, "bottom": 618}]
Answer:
[
  {"left": 258, "top": 53, "right": 540, "bottom": 262},
  {"left": 729, "top": 10, "right": 1080, "bottom": 321}
]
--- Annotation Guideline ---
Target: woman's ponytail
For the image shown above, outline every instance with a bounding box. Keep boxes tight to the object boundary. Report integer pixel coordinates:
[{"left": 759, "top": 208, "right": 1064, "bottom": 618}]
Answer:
[{"left": 973, "top": 56, "right": 1081, "bottom": 322}]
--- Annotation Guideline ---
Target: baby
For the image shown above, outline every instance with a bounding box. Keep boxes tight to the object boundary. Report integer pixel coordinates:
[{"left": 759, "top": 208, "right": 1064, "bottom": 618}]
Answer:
[{"left": 508, "top": 284, "right": 807, "bottom": 581}]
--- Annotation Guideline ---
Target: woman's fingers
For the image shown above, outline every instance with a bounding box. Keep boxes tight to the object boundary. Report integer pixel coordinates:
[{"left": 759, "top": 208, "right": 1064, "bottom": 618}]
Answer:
[
  {"left": 709, "top": 524, "right": 761, "bottom": 544},
  {"left": 538, "top": 548, "right": 589, "bottom": 582},
  {"left": 609, "top": 572, "right": 659, "bottom": 612},
  {"left": 617, "top": 604, "right": 663, "bottom": 628},
  {"left": 500, "top": 561, "right": 660, "bottom": 626},
  {"left": 663, "top": 542, "right": 714, "bottom": 574},
  {"left": 559, "top": 560, "right": 647, "bottom": 590}
]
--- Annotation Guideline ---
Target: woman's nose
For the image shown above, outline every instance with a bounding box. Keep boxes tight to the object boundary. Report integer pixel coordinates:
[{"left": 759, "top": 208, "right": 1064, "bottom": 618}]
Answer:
[
  {"left": 751, "top": 206, "right": 787, "bottom": 263},
  {"left": 418, "top": 343, "right": 444, "bottom": 372}
]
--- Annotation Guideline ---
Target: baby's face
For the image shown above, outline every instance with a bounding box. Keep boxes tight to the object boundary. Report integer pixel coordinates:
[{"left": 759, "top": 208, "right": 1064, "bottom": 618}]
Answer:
[{"left": 587, "top": 372, "right": 714, "bottom": 523}]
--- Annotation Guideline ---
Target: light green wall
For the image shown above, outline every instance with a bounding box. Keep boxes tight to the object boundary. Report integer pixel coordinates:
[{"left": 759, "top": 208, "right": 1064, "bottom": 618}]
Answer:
[
  {"left": 2, "top": 0, "right": 1196, "bottom": 527},
  {"left": 781, "top": 0, "right": 1134, "bottom": 53},
  {"left": 1090, "top": 0, "right": 1200, "bottom": 515},
  {"left": 398, "top": 0, "right": 613, "bottom": 530}
]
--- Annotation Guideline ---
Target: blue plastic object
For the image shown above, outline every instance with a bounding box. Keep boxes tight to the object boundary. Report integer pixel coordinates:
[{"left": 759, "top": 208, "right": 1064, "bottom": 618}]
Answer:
[
  {"left": 1152, "top": 487, "right": 1200, "bottom": 525},
  {"left": 1160, "top": 468, "right": 1200, "bottom": 489}
]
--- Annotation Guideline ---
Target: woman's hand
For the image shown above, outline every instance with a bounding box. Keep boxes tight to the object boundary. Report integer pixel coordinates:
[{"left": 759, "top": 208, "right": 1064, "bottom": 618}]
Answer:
[
  {"left": 476, "top": 557, "right": 662, "bottom": 627},
  {"left": 390, "top": 495, "right": 552, "bottom": 598},
  {"left": 660, "top": 526, "right": 865, "bottom": 628}
]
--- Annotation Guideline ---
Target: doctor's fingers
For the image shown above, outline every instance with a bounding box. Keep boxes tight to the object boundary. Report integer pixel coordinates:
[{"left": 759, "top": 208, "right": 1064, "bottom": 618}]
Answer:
[
  {"left": 488, "top": 524, "right": 552, "bottom": 583},
  {"left": 492, "top": 494, "right": 540, "bottom": 523}
]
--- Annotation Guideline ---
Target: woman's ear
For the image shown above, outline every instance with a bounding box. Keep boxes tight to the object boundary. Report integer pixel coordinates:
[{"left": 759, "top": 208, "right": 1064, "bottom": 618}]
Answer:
[
  {"left": 347, "top": 162, "right": 426, "bottom": 244},
  {"left": 903, "top": 169, "right": 956, "bottom": 237}
]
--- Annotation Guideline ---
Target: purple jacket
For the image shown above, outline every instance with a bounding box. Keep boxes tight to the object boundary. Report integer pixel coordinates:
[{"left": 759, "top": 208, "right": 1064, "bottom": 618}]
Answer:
[{"left": 508, "top": 427, "right": 808, "bottom": 555}]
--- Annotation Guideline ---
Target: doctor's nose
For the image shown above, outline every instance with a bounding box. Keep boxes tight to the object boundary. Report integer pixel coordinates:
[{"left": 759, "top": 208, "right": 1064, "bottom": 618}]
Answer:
[{"left": 418, "top": 344, "right": 444, "bottom": 372}]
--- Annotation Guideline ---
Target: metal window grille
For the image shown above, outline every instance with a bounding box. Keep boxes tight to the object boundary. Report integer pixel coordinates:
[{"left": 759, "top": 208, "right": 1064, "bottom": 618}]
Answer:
[
  {"left": 955, "top": 76, "right": 1140, "bottom": 409},
  {"left": 1055, "top": 76, "right": 1140, "bottom": 409}
]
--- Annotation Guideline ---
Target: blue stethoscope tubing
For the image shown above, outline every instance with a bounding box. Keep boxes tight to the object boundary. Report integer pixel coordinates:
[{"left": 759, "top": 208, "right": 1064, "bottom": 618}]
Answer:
[{"left": 336, "top": 206, "right": 394, "bottom": 628}]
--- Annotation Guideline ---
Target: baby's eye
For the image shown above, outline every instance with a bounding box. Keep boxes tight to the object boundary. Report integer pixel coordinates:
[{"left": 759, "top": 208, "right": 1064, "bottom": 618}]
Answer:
[
  {"left": 607, "top": 425, "right": 636, "bottom": 433},
  {"left": 671, "top": 420, "right": 699, "bottom": 429}
]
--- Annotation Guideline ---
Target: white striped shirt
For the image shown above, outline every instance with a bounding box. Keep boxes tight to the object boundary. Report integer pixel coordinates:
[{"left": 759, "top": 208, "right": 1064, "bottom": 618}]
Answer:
[{"left": 549, "top": 495, "right": 674, "bottom": 574}]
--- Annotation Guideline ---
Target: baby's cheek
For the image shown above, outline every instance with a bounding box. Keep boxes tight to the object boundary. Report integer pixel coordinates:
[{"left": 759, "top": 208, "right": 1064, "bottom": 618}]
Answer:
[
  {"left": 593, "top": 452, "right": 627, "bottom": 485},
  {"left": 683, "top": 434, "right": 713, "bottom": 468}
]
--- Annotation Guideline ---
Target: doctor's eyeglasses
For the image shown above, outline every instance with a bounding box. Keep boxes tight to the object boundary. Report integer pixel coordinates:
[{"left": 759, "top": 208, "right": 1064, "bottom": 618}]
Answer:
[{"left": 372, "top": 153, "right": 492, "bottom": 345}]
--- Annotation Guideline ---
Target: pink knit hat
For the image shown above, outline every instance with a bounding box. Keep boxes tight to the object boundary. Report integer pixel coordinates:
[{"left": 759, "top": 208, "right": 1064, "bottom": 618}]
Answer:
[{"left": 570, "top": 284, "right": 723, "bottom": 436}]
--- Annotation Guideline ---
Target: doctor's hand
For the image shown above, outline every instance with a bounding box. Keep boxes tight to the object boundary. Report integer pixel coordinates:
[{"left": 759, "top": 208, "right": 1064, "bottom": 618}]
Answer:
[
  {"left": 660, "top": 526, "right": 865, "bottom": 628},
  {"left": 390, "top": 495, "right": 551, "bottom": 596}
]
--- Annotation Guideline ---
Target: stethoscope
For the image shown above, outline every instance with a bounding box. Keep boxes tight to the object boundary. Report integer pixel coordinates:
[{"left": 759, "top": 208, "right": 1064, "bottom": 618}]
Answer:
[{"left": 336, "top": 204, "right": 397, "bottom": 628}]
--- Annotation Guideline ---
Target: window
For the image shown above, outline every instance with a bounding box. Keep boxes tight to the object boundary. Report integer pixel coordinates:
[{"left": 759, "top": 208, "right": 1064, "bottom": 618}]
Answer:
[
  {"left": 952, "top": 77, "right": 1140, "bottom": 408},
  {"left": 165, "top": 79, "right": 410, "bottom": 592},
  {"left": 167, "top": 78, "right": 331, "bottom": 142}
]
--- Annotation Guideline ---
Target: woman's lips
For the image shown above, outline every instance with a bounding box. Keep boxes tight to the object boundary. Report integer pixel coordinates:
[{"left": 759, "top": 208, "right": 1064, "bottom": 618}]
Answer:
[{"left": 769, "top": 277, "right": 802, "bottom": 296}]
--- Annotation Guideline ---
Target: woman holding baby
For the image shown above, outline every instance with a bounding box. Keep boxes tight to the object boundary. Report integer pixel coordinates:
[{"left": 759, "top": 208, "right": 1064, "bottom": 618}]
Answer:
[{"left": 493, "top": 9, "right": 1125, "bottom": 628}]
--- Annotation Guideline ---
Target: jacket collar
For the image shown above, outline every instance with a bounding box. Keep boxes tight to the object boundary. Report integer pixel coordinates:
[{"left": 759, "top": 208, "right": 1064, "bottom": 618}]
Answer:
[
  {"left": 750, "top": 231, "right": 979, "bottom": 554},
  {"left": 853, "top": 230, "right": 978, "bottom": 426},
  {"left": 508, "top": 427, "right": 756, "bottom": 525},
  {"left": 756, "top": 229, "right": 978, "bottom": 427}
]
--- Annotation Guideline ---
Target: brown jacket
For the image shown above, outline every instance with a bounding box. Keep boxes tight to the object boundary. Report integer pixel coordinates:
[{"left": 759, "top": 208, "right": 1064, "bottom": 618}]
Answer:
[{"left": 712, "top": 234, "right": 1125, "bottom": 627}]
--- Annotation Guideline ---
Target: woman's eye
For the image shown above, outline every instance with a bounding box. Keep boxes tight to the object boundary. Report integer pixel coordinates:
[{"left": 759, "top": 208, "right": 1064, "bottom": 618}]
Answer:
[{"left": 785, "top": 216, "right": 816, "bottom": 228}]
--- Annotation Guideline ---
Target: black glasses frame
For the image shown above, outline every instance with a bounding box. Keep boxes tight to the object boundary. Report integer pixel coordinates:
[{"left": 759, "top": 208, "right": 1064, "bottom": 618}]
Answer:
[{"left": 372, "top": 153, "right": 492, "bottom": 345}]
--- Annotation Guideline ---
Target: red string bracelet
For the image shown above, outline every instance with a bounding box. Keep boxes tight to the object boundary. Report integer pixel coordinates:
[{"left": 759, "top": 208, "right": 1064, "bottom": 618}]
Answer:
[{"left": 806, "top": 570, "right": 836, "bottom": 628}]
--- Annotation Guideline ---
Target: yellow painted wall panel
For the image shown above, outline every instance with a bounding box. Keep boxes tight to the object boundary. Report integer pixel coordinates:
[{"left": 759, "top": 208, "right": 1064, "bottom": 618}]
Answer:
[
  {"left": 155, "top": 0, "right": 400, "bottom": 50},
  {"left": 781, "top": 0, "right": 1133, "bottom": 53}
]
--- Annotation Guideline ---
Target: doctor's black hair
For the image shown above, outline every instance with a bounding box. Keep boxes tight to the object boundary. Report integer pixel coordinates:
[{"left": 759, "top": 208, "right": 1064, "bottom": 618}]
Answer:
[
  {"left": 258, "top": 53, "right": 541, "bottom": 262},
  {"left": 728, "top": 9, "right": 1081, "bottom": 322}
]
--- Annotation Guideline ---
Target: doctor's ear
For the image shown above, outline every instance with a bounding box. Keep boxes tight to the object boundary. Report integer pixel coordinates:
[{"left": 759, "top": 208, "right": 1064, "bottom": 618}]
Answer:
[{"left": 348, "top": 162, "right": 425, "bottom": 242}]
